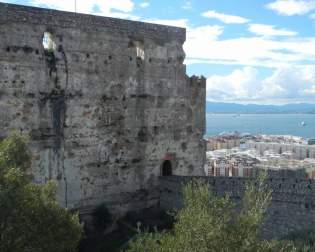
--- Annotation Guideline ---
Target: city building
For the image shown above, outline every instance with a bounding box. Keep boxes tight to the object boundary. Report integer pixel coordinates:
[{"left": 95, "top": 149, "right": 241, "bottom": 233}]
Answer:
[
  {"left": 205, "top": 135, "right": 315, "bottom": 179},
  {"left": 206, "top": 133, "right": 241, "bottom": 151}
]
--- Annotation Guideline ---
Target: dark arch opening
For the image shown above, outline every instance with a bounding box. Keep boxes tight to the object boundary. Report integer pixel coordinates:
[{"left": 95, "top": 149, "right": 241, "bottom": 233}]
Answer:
[{"left": 162, "top": 160, "right": 172, "bottom": 176}]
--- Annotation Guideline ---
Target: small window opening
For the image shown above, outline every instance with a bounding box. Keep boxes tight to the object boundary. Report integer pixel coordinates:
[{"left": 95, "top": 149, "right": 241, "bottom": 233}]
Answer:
[
  {"left": 162, "top": 160, "right": 172, "bottom": 176},
  {"left": 42, "top": 32, "right": 56, "bottom": 52}
]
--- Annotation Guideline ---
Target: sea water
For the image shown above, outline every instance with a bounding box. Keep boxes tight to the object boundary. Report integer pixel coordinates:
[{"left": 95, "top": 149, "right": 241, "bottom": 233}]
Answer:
[{"left": 206, "top": 114, "right": 315, "bottom": 138}]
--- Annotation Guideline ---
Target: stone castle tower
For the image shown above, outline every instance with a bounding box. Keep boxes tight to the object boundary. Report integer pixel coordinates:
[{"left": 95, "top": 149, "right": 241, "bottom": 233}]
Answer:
[{"left": 0, "top": 3, "right": 206, "bottom": 215}]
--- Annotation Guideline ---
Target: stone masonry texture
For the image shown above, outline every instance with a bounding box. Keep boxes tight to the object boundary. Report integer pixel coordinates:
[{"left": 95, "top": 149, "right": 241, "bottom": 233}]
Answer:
[
  {"left": 0, "top": 3, "right": 206, "bottom": 216},
  {"left": 160, "top": 176, "right": 315, "bottom": 239}
]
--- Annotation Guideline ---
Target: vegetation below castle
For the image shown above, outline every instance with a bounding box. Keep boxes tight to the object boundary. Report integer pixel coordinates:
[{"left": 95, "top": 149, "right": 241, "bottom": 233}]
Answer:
[
  {"left": 1, "top": 132, "right": 315, "bottom": 252},
  {"left": 127, "top": 176, "right": 315, "bottom": 252},
  {"left": 0, "top": 132, "right": 82, "bottom": 252}
]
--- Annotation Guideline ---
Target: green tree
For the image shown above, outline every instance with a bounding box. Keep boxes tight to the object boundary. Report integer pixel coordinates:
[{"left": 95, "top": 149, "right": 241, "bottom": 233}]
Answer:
[
  {"left": 0, "top": 132, "right": 82, "bottom": 252},
  {"left": 127, "top": 174, "right": 291, "bottom": 252}
]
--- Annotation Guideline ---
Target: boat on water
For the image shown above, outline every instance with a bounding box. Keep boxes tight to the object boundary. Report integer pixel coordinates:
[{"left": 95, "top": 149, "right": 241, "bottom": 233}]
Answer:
[{"left": 301, "top": 121, "right": 306, "bottom": 126}]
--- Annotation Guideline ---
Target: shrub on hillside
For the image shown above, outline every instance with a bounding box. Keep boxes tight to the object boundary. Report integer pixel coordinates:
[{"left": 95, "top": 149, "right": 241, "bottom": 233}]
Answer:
[
  {"left": 127, "top": 173, "right": 294, "bottom": 252},
  {"left": 0, "top": 131, "right": 83, "bottom": 252}
]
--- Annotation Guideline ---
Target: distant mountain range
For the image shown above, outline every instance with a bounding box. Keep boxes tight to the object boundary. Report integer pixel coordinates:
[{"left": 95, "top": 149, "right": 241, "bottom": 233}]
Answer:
[{"left": 206, "top": 102, "right": 315, "bottom": 114}]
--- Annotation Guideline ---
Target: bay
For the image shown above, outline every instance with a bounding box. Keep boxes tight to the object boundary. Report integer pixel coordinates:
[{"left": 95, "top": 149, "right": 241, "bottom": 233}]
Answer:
[{"left": 206, "top": 114, "right": 315, "bottom": 138}]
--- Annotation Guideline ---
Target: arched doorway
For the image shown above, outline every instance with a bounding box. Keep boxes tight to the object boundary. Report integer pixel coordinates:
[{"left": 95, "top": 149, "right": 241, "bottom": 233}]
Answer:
[{"left": 162, "top": 160, "right": 172, "bottom": 176}]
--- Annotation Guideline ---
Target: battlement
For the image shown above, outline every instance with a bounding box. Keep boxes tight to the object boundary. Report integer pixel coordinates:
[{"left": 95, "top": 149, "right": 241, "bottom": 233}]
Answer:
[
  {"left": 0, "top": 2, "right": 186, "bottom": 42},
  {"left": 160, "top": 176, "right": 315, "bottom": 239}
]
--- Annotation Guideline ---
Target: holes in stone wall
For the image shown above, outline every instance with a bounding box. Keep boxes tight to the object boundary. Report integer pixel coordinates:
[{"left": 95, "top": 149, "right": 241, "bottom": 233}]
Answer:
[
  {"left": 137, "top": 59, "right": 142, "bottom": 68},
  {"left": 42, "top": 32, "right": 56, "bottom": 52}
]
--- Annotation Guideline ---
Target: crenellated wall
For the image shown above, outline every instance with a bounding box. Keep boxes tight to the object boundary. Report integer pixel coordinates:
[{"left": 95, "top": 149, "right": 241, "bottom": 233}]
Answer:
[
  {"left": 160, "top": 176, "right": 315, "bottom": 239},
  {"left": 0, "top": 3, "right": 206, "bottom": 216}
]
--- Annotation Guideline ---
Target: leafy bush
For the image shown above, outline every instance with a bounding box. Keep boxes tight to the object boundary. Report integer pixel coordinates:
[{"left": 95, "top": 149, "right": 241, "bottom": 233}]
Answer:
[
  {"left": 0, "top": 131, "right": 31, "bottom": 172},
  {"left": 127, "top": 173, "right": 291, "bottom": 252},
  {"left": 282, "top": 229, "right": 315, "bottom": 251},
  {"left": 0, "top": 132, "right": 83, "bottom": 252}
]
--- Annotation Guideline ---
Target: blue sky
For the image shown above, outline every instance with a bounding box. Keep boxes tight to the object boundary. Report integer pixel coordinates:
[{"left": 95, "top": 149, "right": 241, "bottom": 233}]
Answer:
[{"left": 2, "top": 0, "right": 315, "bottom": 104}]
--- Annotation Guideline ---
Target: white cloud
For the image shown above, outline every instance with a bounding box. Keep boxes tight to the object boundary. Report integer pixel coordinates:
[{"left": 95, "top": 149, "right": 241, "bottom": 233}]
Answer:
[
  {"left": 266, "top": 0, "right": 315, "bottom": 16},
  {"left": 108, "top": 12, "right": 140, "bottom": 20},
  {"left": 202, "top": 10, "right": 250, "bottom": 24},
  {"left": 302, "top": 85, "right": 315, "bottom": 94},
  {"left": 206, "top": 67, "right": 260, "bottom": 102},
  {"left": 139, "top": 2, "right": 149, "bottom": 8},
  {"left": 206, "top": 66, "right": 315, "bottom": 103},
  {"left": 30, "top": 0, "right": 136, "bottom": 18},
  {"left": 144, "top": 18, "right": 189, "bottom": 28},
  {"left": 248, "top": 24, "right": 298, "bottom": 37},
  {"left": 187, "top": 25, "right": 224, "bottom": 41},
  {"left": 184, "top": 30, "right": 315, "bottom": 68},
  {"left": 310, "top": 12, "right": 315, "bottom": 18},
  {"left": 182, "top": 0, "right": 192, "bottom": 10}
]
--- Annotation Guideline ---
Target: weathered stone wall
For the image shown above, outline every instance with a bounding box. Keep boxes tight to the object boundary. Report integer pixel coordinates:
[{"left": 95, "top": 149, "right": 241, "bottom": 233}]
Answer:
[
  {"left": 160, "top": 176, "right": 315, "bottom": 239},
  {"left": 0, "top": 3, "right": 206, "bottom": 215}
]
